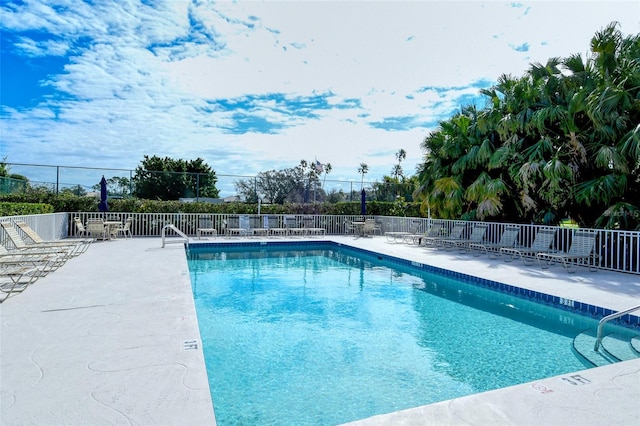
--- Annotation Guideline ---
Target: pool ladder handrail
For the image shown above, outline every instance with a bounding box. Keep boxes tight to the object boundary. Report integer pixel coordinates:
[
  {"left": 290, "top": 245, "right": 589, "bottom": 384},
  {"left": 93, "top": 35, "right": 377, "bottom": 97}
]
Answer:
[
  {"left": 594, "top": 304, "right": 640, "bottom": 351},
  {"left": 162, "top": 224, "right": 190, "bottom": 249}
]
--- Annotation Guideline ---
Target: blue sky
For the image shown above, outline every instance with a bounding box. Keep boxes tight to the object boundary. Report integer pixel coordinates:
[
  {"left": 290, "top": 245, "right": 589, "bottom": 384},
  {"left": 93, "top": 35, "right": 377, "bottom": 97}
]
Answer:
[{"left": 1, "top": 1, "right": 638, "bottom": 196}]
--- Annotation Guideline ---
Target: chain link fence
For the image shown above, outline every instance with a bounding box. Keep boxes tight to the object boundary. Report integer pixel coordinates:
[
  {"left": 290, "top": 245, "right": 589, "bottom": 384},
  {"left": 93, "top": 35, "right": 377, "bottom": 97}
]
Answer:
[{"left": 2, "top": 163, "right": 416, "bottom": 203}]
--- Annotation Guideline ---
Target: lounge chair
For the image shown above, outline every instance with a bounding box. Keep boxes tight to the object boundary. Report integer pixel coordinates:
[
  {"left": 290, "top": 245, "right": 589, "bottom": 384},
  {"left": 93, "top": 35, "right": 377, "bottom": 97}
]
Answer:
[
  {"left": 250, "top": 226, "right": 270, "bottom": 237},
  {"left": 537, "top": 230, "right": 599, "bottom": 273},
  {"left": 284, "top": 216, "right": 306, "bottom": 236},
  {"left": 0, "top": 245, "right": 58, "bottom": 302},
  {"left": 384, "top": 231, "right": 409, "bottom": 242},
  {"left": 223, "top": 216, "right": 249, "bottom": 237},
  {"left": 269, "top": 217, "right": 288, "bottom": 237},
  {"left": 405, "top": 222, "right": 444, "bottom": 246},
  {"left": 441, "top": 223, "right": 489, "bottom": 253},
  {"left": 14, "top": 221, "right": 91, "bottom": 254},
  {"left": 1, "top": 222, "right": 79, "bottom": 258},
  {"left": 1, "top": 244, "right": 66, "bottom": 273},
  {"left": 401, "top": 220, "right": 424, "bottom": 244},
  {"left": 469, "top": 226, "right": 520, "bottom": 258},
  {"left": 385, "top": 220, "right": 422, "bottom": 243},
  {"left": 500, "top": 228, "right": 556, "bottom": 265},
  {"left": 301, "top": 217, "right": 325, "bottom": 236},
  {"left": 424, "top": 222, "right": 466, "bottom": 248},
  {"left": 1, "top": 263, "right": 48, "bottom": 303}
]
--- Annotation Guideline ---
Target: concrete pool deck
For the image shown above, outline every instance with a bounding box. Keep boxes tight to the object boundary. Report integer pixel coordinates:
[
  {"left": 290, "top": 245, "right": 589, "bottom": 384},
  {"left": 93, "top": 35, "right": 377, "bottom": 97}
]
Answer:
[{"left": 1, "top": 235, "right": 639, "bottom": 425}]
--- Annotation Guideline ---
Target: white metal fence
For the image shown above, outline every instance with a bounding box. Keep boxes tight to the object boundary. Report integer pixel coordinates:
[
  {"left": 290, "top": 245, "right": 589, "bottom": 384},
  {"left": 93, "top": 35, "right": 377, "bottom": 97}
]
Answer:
[{"left": 2, "top": 212, "right": 640, "bottom": 275}]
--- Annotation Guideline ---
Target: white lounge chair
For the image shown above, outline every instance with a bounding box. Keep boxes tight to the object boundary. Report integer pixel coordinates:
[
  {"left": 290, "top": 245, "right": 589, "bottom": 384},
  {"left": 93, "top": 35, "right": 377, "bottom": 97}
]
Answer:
[
  {"left": 441, "top": 223, "right": 488, "bottom": 252},
  {"left": 269, "top": 218, "right": 289, "bottom": 237},
  {"left": 469, "top": 226, "right": 520, "bottom": 258},
  {"left": 1, "top": 243, "right": 67, "bottom": 273},
  {"left": 1, "top": 222, "right": 79, "bottom": 258},
  {"left": 302, "top": 217, "right": 325, "bottom": 236},
  {"left": 1, "top": 263, "right": 48, "bottom": 303},
  {"left": 537, "top": 230, "right": 599, "bottom": 273},
  {"left": 284, "top": 216, "right": 306, "bottom": 236},
  {"left": 223, "top": 216, "right": 249, "bottom": 237},
  {"left": 405, "top": 222, "right": 444, "bottom": 246},
  {"left": 14, "top": 221, "right": 91, "bottom": 254},
  {"left": 430, "top": 223, "right": 467, "bottom": 249},
  {"left": 385, "top": 220, "right": 422, "bottom": 243},
  {"left": 500, "top": 228, "right": 556, "bottom": 265}
]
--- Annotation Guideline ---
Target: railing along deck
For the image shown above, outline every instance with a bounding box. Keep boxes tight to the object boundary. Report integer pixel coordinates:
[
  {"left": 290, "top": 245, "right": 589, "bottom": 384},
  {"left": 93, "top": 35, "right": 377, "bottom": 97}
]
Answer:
[{"left": 1, "top": 212, "right": 640, "bottom": 275}]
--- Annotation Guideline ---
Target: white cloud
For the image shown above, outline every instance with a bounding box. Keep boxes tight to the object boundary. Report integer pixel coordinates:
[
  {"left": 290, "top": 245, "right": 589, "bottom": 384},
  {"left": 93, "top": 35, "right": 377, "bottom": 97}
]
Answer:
[{"left": 2, "top": 0, "right": 638, "bottom": 195}]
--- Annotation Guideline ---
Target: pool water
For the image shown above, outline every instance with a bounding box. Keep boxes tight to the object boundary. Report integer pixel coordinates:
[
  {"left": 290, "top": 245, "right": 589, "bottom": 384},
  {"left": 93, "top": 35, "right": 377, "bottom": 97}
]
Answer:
[{"left": 188, "top": 245, "right": 596, "bottom": 426}]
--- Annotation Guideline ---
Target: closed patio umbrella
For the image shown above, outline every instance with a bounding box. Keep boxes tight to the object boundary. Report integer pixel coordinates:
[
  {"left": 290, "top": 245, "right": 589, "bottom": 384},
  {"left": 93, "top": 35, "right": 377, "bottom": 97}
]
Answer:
[
  {"left": 360, "top": 188, "right": 366, "bottom": 216},
  {"left": 98, "top": 176, "right": 109, "bottom": 213}
]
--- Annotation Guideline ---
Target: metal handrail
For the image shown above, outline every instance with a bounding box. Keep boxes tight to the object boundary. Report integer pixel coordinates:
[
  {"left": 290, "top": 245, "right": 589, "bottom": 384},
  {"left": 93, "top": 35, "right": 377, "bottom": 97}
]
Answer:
[
  {"left": 594, "top": 304, "right": 640, "bottom": 351},
  {"left": 161, "top": 224, "right": 189, "bottom": 248}
]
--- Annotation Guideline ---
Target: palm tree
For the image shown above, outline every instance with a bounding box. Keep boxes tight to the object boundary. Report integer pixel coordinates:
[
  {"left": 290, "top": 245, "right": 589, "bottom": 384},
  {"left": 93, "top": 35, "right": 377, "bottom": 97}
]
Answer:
[
  {"left": 574, "top": 22, "right": 640, "bottom": 227},
  {"left": 414, "top": 22, "right": 640, "bottom": 228}
]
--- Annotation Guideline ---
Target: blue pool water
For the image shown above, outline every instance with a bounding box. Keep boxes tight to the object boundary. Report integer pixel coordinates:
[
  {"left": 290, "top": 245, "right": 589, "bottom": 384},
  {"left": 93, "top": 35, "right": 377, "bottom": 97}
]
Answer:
[{"left": 188, "top": 243, "right": 597, "bottom": 426}]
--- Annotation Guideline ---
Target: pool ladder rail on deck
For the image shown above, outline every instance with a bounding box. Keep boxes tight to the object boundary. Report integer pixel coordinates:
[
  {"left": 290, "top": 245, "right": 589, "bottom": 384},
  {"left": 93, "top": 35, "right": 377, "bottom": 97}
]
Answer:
[
  {"left": 594, "top": 304, "right": 640, "bottom": 351},
  {"left": 572, "top": 305, "right": 640, "bottom": 367},
  {"left": 161, "top": 224, "right": 190, "bottom": 249}
]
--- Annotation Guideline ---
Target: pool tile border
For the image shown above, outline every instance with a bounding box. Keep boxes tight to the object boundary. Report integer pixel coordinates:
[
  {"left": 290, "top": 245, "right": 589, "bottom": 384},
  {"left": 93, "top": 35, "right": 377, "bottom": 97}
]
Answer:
[{"left": 189, "top": 240, "right": 640, "bottom": 329}]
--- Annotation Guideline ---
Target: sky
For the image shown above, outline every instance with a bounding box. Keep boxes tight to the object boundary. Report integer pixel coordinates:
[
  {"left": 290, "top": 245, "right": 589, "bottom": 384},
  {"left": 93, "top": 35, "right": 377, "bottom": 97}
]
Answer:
[{"left": 1, "top": 1, "right": 639, "bottom": 196}]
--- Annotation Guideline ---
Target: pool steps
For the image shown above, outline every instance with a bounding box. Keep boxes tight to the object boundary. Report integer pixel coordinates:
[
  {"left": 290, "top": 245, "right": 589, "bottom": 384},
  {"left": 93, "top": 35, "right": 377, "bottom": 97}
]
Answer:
[{"left": 573, "top": 330, "right": 640, "bottom": 366}]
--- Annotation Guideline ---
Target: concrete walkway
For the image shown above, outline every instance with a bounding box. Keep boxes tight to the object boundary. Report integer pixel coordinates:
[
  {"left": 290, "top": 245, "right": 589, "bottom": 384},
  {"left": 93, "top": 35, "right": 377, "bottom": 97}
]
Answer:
[
  {"left": 1, "top": 235, "right": 639, "bottom": 425},
  {"left": 1, "top": 238, "right": 214, "bottom": 426}
]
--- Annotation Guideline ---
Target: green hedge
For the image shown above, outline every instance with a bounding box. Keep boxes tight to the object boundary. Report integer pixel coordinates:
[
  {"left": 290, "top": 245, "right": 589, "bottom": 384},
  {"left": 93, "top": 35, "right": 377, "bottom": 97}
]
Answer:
[
  {"left": 0, "top": 193, "right": 425, "bottom": 217},
  {"left": 0, "top": 202, "right": 54, "bottom": 216}
]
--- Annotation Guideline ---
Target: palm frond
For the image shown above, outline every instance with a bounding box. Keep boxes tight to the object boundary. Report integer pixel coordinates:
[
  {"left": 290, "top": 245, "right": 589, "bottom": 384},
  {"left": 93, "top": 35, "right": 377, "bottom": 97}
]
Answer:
[
  {"left": 618, "top": 123, "right": 640, "bottom": 165},
  {"left": 488, "top": 146, "right": 511, "bottom": 169},
  {"left": 574, "top": 174, "right": 627, "bottom": 206},
  {"left": 594, "top": 145, "right": 629, "bottom": 173}
]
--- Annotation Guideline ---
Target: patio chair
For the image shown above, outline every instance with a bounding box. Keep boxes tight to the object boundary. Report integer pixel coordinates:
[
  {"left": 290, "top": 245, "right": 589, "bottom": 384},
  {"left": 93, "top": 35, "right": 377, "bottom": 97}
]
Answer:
[
  {"left": 500, "top": 228, "right": 556, "bottom": 265},
  {"left": 14, "top": 221, "right": 91, "bottom": 254},
  {"left": 86, "top": 218, "right": 108, "bottom": 241},
  {"left": 373, "top": 220, "right": 383, "bottom": 236},
  {"left": 441, "top": 223, "right": 489, "bottom": 253},
  {"left": 342, "top": 220, "right": 355, "bottom": 235},
  {"left": 115, "top": 217, "right": 133, "bottom": 239},
  {"left": 74, "top": 217, "right": 89, "bottom": 237},
  {"left": 469, "top": 226, "right": 520, "bottom": 258},
  {"left": 536, "top": 230, "right": 599, "bottom": 273},
  {"left": 361, "top": 218, "right": 377, "bottom": 237}
]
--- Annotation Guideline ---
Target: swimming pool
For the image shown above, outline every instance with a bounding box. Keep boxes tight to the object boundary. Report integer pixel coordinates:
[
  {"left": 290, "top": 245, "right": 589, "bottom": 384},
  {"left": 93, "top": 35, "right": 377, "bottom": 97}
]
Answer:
[{"left": 187, "top": 242, "right": 614, "bottom": 425}]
